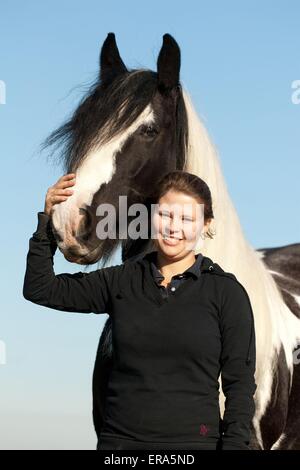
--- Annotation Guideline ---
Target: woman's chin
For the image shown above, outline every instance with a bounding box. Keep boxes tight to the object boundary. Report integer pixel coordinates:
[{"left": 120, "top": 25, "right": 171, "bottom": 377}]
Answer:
[{"left": 158, "top": 239, "right": 185, "bottom": 257}]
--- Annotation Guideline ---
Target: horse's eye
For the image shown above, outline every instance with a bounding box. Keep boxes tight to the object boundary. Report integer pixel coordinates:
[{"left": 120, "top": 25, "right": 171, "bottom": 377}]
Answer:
[{"left": 140, "top": 125, "right": 158, "bottom": 138}]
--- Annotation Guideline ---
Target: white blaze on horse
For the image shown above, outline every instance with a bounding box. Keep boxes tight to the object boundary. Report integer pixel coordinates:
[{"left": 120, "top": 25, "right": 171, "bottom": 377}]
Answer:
[{"left": 43, "top": 33, "right": 300, "bottom": 450}]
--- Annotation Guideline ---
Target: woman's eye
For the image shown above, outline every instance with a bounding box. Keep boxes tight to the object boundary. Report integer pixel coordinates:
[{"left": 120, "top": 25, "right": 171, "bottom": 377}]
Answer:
[
  {"left": 158, "top": 212, "right": 192, "bottom": 221},
  {"left": 159, "top": 211, "right": 170, "bottom": 217}
]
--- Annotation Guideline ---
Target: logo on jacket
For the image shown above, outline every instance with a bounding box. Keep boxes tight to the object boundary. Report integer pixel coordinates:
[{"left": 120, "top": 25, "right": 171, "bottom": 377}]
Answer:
[{"left": 199, "top": 424, "right": 209, "bottom": 436}]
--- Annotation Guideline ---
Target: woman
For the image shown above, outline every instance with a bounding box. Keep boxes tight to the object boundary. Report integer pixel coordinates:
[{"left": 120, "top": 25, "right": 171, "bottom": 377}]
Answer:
[{"left": 23, "top": 170, "right": 256, "bottom": 451}]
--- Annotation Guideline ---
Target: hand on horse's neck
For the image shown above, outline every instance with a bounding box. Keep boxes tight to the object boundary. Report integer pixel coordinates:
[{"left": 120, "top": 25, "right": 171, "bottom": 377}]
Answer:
[{"left": 156, "top": 250, "right": 196, "bottom": 285}]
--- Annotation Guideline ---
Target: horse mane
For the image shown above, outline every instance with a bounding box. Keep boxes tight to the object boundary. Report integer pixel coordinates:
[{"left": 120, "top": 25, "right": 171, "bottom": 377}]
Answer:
[
  {"left": 182, "top": 87, "right": 300, "bottom": 446},
  {"left": 41, "top": 70, "right": 188, "bottom": 173}
]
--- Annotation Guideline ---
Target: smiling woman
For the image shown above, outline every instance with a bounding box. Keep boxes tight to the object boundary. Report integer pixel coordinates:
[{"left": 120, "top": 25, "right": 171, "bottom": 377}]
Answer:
[
  {"left": 23, "top": 167, "right": 256, "bottom": 451},
  {"left": 147, "top": 171, "right": 215, "bottom": 290}
]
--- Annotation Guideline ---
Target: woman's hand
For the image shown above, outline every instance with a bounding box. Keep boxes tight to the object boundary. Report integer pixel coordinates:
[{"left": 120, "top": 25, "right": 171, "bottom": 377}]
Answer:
[{"left": 44, "top": 173, "right": 76, "bottom": 217}]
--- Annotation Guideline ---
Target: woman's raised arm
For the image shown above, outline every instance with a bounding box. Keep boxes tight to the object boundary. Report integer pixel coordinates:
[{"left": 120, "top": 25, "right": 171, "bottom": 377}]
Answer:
[{"left": 23, "top": 174, "right": 122, "bottom": 314}]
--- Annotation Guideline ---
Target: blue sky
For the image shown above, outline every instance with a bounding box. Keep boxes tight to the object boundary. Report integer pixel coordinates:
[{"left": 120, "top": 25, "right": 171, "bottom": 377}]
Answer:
[{"left": 0, "top": 0, "right": 299, "bottom": 449}]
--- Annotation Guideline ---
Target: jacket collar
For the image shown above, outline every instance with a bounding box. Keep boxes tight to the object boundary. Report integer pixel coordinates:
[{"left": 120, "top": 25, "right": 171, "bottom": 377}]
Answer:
[
  {"left": 134, "top": 248, "right": 239, "bottom": 280},
  {"left": 146, "top": 250, "right": 204, "bottom": 282}
]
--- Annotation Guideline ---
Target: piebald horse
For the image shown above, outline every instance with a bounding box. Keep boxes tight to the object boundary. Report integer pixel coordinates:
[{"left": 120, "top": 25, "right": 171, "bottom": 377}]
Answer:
[{"left": 43, "top": 33, "right": 300, "bottom": 450}]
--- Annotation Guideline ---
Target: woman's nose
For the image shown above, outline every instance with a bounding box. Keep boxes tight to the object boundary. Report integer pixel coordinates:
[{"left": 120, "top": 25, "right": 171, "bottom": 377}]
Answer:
[{"left": 168, "top": 216, "right": 182, "bottom": 233}]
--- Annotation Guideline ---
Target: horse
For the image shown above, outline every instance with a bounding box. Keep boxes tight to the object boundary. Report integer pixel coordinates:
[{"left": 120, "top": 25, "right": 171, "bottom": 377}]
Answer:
[{"left": 43, "top": 32, "right": 300, "bottom": 450}]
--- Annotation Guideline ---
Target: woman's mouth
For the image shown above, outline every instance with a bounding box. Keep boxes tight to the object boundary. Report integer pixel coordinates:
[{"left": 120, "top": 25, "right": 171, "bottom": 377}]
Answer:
[{"left": 162, "top": 235, "right": 183, "bottom": 246}]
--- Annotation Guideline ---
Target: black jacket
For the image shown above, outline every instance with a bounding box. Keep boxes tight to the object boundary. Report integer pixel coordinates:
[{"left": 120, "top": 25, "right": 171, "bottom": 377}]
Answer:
[{"left": 23, "top": 212, "right": 257, "bottom": 450}]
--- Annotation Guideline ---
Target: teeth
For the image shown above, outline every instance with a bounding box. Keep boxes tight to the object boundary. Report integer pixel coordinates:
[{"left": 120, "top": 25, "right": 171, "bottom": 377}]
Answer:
[{"left": 163, "top": 236, "right": 182, "bottom": 241}]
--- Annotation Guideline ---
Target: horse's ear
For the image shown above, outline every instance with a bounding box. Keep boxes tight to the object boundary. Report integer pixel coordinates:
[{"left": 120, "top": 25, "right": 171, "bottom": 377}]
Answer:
[
  {"left": 157, "top": 34, "right": 181, "bottom": 93},
  {"left": 100, "top": 33, "right": 127, "bottom": 83}
]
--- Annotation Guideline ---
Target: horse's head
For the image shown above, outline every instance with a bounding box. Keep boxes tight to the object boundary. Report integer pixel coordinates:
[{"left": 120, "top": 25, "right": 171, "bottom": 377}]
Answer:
[{"left": 45, "top": 33, "right": 188, "bottom": 265}]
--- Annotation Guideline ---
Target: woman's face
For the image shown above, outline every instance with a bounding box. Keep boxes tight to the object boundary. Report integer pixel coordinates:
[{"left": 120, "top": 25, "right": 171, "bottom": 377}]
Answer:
[{"left": 152, "top": 189, "right": 211, "bottom": 259}]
